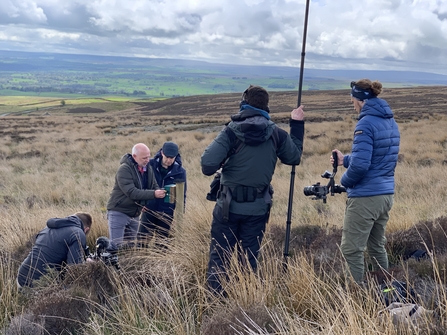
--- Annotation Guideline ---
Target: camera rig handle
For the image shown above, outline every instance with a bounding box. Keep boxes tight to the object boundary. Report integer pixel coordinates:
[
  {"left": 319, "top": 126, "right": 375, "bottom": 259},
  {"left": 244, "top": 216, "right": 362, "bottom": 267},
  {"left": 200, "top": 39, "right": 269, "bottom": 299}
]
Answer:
[
  {"left": 304, "top": 151, "right": 346, "bottom": 203},
  {"left": 329, "top": 151, "right": 338, "bottom": 196},
  {"left": 332, "top": 151, "right": 338, "bottom": 173}
]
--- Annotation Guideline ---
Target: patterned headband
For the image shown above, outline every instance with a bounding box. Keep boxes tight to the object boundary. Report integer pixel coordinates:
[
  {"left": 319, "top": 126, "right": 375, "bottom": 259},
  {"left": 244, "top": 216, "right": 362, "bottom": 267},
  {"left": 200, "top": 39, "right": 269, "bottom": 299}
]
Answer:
[{"left": 350, "top": 81, "right": 374, "bottom": 101}]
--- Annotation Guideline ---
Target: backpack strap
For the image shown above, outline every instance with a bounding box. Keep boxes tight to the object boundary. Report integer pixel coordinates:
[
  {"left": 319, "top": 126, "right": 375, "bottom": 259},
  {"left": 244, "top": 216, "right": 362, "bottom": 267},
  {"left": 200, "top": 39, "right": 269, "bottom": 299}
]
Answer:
[
  {"left": 223, "top": 127, "right": 244, "bottom": 161},
  {"left": 271, "top": 126, "right": 280, "bottom": 152}
]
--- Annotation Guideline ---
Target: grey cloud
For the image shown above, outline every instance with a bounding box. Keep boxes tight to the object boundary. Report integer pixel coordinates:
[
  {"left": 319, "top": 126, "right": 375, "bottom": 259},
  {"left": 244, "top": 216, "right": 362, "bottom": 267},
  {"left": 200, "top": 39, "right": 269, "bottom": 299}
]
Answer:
[
  {"left": 134, "top": 13, "right": 203, "bottom": 37},
  {"left": 435, "top": 11, "right": 447, "bottom": 21},
  {"left": 0, "top": 0, "right": 446, "bottom": 75},
  {"left": 38, "top": 4, "right": 94, "bottom": 30},
  {"left": 0, "top": 0, "right": 47, "bottom": 24}
]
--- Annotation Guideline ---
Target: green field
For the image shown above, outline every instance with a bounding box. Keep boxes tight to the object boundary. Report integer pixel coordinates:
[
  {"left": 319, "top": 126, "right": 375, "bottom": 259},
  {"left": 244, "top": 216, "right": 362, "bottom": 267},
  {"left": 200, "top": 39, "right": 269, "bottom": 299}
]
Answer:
[
  {"left": 3, "top": 50, "right": 443, "bottom": 99},
  {"left": 1, "top": 50, "right": 445, "bottom": 115},
  {"left": 0, "top": 96, "right": 157, "bottom": 115}
]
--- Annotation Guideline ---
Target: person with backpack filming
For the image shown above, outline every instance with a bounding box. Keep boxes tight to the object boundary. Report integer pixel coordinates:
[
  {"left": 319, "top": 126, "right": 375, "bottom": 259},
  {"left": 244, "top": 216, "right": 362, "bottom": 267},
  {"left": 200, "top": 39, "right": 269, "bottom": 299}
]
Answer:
[{"left": 201, "top": 85, "right": 304, "bottom": 295}]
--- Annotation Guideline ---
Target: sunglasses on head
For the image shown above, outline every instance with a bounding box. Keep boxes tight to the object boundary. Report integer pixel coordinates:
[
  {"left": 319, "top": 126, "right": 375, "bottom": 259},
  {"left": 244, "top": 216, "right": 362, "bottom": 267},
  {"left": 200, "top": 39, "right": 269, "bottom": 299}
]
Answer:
[{"left": 350, "top": 81, "right": 356, "bottom": 88}]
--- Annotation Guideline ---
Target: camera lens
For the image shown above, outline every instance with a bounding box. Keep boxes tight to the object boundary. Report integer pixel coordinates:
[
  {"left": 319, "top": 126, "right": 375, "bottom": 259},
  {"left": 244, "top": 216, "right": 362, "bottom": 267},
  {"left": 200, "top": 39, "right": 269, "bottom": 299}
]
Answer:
[{"left": 303, "top": 186, "right": 316, "bottom": 196}]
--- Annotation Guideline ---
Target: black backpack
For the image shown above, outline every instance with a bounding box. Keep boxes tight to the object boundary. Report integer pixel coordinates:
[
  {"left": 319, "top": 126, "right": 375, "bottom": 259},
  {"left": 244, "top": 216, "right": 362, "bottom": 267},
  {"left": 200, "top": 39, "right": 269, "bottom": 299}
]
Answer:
[{"left": 379, "top": 281, "right": 418, "bottom": 307}]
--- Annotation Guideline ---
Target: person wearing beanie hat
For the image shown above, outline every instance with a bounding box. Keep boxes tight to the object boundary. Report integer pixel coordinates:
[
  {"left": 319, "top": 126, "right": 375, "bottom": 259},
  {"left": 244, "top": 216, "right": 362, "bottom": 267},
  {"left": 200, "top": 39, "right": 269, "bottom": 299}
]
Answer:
[
  {"left": 139, "top": 141, "right": 187, "bottom": 245},
  {"left": 201, "top": 84, "right": 305, "bottom": 295},
  {"left": 331, "top": 79, "right": 400, "bottom": 283},
  {"left": 17, "top": 213, "right": 93, "bottom": 288}
]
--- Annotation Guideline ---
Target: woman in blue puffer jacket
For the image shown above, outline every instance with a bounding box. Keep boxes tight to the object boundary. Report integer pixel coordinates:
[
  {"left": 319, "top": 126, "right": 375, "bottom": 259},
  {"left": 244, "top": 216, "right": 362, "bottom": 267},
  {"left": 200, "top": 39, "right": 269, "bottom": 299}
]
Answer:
[{"left": 332, "top": 79, "right": 400, "bottom": 283}]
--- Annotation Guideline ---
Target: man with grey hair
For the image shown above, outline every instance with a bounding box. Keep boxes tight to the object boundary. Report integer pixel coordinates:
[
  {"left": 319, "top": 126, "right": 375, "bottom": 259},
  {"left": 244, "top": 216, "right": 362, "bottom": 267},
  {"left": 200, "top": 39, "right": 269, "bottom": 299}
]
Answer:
[{"left": 107, "top": 143, "right": 166, "bottom": 247}]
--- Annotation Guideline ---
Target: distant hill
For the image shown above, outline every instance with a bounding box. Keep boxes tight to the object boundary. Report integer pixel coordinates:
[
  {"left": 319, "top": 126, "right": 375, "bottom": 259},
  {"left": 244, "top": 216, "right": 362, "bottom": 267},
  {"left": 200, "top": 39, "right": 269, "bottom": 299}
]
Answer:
[{"left": 0, "top": 50, "right": 446, "bottom": 98}]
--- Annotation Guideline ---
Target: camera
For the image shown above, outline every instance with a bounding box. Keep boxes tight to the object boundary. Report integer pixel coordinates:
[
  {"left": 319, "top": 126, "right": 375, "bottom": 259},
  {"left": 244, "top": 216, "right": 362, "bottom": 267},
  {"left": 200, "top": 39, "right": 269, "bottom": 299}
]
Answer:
[
  {"left": 85, "top": 236, "right": 120, "bottom": 270},
  {"left": 304, "top": 181, "right": 346, "bottom": 199},
  {"left": 303, "top": 152, "right": 346, "bottom": 203},
  {"left": 304, "top": 182, "right": 328, "bottom": 197}
]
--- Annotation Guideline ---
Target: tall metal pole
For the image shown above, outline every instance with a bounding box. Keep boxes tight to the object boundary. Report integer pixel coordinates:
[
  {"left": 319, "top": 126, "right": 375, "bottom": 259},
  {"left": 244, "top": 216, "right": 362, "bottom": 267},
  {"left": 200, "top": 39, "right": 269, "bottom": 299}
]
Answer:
[{"left": 283, "top": 0, "right": 310, "bottom": 268}]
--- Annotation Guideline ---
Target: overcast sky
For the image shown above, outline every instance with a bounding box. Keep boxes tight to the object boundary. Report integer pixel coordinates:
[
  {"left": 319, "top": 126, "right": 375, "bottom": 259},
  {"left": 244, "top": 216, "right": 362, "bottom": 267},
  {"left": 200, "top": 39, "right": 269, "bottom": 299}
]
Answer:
[{"left": 1, "top": 0, "right": 446, "bottom": 75}]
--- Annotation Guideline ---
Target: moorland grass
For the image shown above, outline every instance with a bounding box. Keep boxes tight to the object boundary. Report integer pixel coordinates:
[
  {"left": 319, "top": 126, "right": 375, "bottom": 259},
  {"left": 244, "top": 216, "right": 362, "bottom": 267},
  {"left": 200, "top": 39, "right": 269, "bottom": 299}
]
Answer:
[{"left": 1, "top": 96, "right": 447, "bottom": 334}]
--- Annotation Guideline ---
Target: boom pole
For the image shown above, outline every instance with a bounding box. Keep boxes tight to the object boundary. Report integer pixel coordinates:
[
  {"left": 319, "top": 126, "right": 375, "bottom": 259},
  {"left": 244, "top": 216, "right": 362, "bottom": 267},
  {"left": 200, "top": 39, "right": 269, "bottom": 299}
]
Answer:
[{"left": 284, "top": 0, "right": 311, "bottom": 268}]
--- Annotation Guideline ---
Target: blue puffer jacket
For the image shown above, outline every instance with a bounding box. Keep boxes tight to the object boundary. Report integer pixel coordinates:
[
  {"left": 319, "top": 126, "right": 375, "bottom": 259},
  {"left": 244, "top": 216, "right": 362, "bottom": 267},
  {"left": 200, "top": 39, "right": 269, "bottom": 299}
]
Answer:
[
  {"left": 145, "top": 149, "right": 187, "bottom": 216},
  {"left": 341, "top": 97, "right": 400, "bottom": 197}
]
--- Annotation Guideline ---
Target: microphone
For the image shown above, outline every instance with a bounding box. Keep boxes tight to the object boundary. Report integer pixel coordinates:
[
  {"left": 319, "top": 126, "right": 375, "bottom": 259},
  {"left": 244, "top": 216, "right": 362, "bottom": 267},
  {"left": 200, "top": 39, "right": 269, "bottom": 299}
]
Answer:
[{"left": 95, "top": 236, "right": 110, "bottom": 254}]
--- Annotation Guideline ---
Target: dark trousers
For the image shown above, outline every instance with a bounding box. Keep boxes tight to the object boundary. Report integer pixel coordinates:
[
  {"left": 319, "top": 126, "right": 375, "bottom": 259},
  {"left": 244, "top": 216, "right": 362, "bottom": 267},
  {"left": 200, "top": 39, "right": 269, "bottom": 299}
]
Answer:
[
  {"left": 139, "top": 211, "right": 173, "bottom": 244},
  {"left": 207, "top": 205, "right": 268, "bottom": 294}
]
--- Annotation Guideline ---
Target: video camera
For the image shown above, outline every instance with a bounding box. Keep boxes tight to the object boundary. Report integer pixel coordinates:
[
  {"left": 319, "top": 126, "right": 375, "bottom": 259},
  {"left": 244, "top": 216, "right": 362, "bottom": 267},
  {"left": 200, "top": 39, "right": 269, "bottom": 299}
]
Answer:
[
  {"left": 85, "top": 236, "right": 120, "bottom": 270},
  {"left": 303, "top": 152, "right": 346, "bottom": 203}
]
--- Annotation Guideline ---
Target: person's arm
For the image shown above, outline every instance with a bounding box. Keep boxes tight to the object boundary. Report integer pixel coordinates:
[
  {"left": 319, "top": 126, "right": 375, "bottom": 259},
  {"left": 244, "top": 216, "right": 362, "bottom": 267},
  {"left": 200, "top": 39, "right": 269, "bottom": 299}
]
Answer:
[
  {"left": 340, "top": 123, "right": 373, "bottom": 188},
  {"left": 66, "top": 231, "right": 87, "bottom": 265},
  {"left": 116, "top": 165, "right": 163, "bottom": 200},
  {"left": 343, "top": 154, "right": 351, "bottom": 168},
  {"left": 147, "top": 166, "right": 160, "bottom": 190},
  {"left": 276, "top": 106, "right": 304, "bottom": 165},
  {"left": 201, "top": 129, "right": 232, "bottom": 176}
]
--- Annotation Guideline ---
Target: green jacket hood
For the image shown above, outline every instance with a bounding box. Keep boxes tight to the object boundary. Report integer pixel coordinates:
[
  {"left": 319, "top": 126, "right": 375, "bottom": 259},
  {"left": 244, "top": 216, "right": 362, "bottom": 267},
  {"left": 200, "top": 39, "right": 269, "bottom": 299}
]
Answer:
[
  {"left": 229, "top": 108, "right": 275, "bottom": 146},
  {"left": 120, "top": 153, "right": 135, "bottom": 166}
]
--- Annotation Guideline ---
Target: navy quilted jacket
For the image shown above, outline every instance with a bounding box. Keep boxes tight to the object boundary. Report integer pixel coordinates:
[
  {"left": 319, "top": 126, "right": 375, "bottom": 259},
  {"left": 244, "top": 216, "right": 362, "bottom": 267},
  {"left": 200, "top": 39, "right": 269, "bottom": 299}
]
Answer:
[
  {"left": 17, "top": 216, "right": 87, "bottom": 287},
  {"left": 145, "top": 150, "right": 187, "bottom": 215},
  {"left": 341, "top": 97, "right": 400, "bottom": 197}
]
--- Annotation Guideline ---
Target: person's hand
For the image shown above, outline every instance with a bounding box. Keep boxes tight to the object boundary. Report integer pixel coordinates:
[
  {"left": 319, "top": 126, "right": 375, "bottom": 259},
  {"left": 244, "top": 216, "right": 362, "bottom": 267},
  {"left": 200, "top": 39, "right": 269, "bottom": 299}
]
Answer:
[
  {"left": 331, "top": 149, "right": 344, "bottom": 166},
  {"left": 154, "top": 189, "right": 166, "bottom": 198},
  {"left": 291, "top": 105, "right": 304, "bottom": 120}
]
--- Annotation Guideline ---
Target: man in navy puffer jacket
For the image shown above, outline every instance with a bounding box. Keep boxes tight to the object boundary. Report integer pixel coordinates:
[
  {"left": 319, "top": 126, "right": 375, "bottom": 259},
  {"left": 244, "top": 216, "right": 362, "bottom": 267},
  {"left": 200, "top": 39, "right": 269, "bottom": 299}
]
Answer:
[
  {"left": 139, "top": 141, "right": 187, "bottom": 244},
  {"left": 332, "top": 79, "right": 400, "bottom": 283}
]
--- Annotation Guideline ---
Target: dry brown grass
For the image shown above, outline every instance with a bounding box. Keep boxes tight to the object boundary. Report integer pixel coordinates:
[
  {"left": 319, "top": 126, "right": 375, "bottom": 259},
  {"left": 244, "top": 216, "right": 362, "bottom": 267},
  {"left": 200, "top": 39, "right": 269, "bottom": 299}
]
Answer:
[{"left": 1, "top": 87, "right": 447, "bottom": 334}]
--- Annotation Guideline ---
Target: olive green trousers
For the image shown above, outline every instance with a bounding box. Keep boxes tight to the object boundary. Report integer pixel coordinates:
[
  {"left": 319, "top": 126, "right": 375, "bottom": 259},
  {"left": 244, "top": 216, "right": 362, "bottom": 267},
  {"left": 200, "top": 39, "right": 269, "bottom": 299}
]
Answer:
[{"left": 340, "top": 194, "right": 394, "bottom": 282}]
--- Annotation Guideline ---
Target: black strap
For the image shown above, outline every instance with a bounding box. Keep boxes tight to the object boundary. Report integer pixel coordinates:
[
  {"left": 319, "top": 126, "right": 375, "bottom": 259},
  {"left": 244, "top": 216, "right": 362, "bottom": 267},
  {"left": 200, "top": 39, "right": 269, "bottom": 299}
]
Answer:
[
  {"left": 271, "top": 127, "right": 279, "bottom": 153},
  {"left": 408, "top": 304, "right": 419, "bottom": 317},
  {"left": 219, "top": 127, "right": 244, "bottom": 167},
  {"left": 231, "top": 185, "right": 267, "bottom": 203},
  {"left": 221, "top": 185, "right": 231, "bottom": 221}
]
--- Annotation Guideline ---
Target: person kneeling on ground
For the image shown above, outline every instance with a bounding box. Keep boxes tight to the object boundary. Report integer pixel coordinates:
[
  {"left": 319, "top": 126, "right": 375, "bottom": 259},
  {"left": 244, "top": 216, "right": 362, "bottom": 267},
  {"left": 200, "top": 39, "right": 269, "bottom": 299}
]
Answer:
[{"left": 17, "top": 212, "right": 93, "bottom": 288}]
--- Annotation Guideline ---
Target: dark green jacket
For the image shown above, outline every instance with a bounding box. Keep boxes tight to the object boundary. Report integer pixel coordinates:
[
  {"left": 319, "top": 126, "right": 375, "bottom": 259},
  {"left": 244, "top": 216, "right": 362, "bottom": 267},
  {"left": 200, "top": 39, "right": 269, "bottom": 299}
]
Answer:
[
  {"left": 201, "top": 104, "right": 304, "bottom": 215},
  {"left": 107, "top": 154, "right": 159, "bottom": 217}
]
